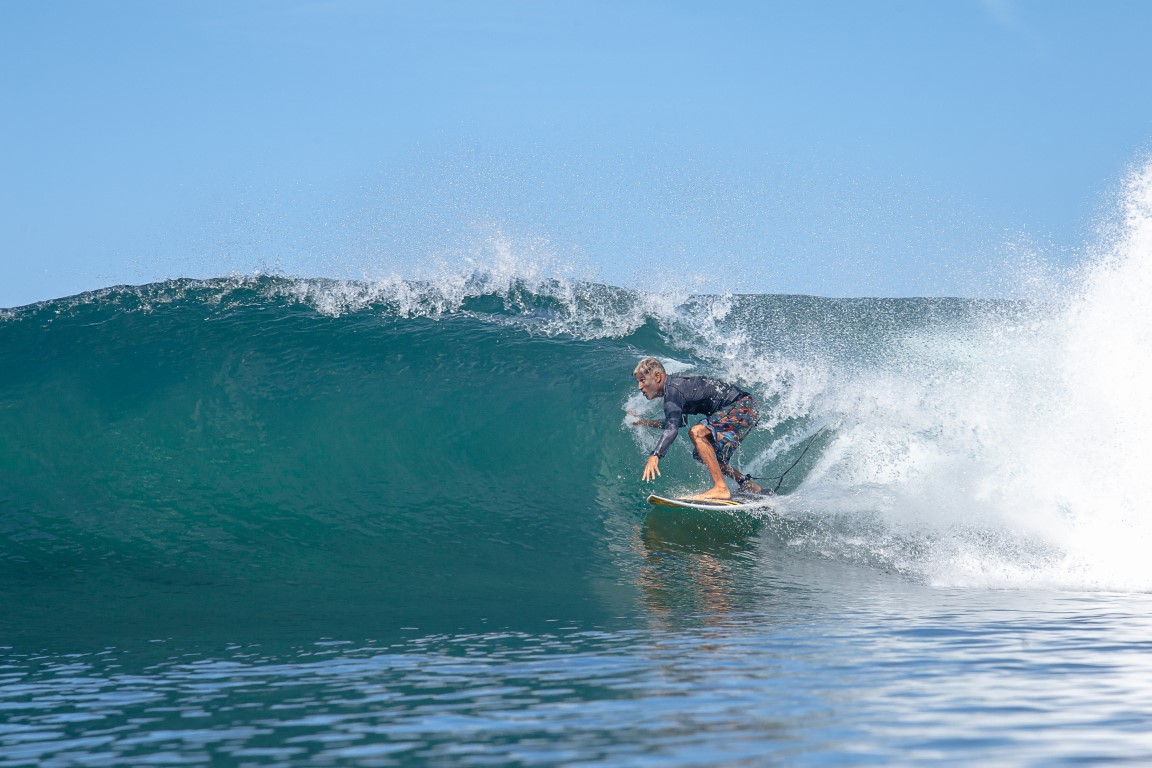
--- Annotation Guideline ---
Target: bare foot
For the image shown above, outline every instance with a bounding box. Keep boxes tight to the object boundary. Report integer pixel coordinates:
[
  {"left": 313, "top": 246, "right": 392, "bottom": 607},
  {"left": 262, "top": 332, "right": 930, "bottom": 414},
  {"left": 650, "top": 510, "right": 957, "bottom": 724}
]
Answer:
[
  {"left": 685, "top": 487, "right": 732, "bottom": 501},
  {"left": 742, "top": 481, "right": 763, "bottom": 494}
]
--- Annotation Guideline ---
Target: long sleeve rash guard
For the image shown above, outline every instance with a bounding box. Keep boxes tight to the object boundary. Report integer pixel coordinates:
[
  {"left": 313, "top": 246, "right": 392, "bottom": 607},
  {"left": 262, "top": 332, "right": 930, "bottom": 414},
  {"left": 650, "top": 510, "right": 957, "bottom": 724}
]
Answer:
[{"left": 651, "top": 375, "right": 750, "bottom": 458}]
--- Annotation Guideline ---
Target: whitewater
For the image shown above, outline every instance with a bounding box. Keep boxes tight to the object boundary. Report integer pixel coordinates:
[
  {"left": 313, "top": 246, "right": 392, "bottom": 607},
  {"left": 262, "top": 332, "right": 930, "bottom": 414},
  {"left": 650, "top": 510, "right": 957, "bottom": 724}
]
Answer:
[{"left": 2, "top": 164, "right": 1152, "bottom": 765}]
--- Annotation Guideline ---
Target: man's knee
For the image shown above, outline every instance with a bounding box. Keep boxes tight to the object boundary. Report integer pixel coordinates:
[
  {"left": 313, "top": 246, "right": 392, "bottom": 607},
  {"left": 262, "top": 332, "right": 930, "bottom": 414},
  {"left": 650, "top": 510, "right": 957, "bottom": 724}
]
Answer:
[{"left": 689, "top": 423, "right": 711, "bottom": 441}]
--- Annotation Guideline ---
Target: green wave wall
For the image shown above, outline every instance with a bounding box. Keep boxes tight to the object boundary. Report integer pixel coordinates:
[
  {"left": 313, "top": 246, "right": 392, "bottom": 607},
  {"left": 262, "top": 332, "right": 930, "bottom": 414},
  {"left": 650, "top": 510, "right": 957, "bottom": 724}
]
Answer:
[
  {"left": 2, "top": 277, "right": 1016, "bottom": 641},
  {"left": 1, "top": 281, "right": 677, "bottom": 641}
]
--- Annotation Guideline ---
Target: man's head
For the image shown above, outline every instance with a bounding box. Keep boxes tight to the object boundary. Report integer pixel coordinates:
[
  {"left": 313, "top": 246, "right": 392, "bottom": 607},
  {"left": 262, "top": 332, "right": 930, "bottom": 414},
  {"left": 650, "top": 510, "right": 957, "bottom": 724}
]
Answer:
[{"left": 633, "top": 357, "right": 666, "bottom": 400}]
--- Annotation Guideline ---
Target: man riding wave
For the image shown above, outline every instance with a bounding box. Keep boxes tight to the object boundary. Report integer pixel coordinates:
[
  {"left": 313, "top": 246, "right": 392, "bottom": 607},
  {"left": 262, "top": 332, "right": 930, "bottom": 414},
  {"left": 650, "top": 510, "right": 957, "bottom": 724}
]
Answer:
[{"left": 632, "top": 357, "right": 763, "bottom": 500}]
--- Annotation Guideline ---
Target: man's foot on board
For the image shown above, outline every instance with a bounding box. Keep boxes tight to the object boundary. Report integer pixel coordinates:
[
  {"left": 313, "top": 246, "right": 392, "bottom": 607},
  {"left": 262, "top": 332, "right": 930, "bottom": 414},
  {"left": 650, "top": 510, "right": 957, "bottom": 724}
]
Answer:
[{"left": 685, "top": 488, "right": 732, "bottom": 501}]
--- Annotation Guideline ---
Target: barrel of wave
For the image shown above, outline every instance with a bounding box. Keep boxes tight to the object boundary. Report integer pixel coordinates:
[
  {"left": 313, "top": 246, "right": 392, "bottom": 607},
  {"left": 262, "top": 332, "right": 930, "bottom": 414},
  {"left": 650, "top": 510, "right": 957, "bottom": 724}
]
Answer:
[{"left": 0, "top": 292, "right": 646, "bottom": 639}]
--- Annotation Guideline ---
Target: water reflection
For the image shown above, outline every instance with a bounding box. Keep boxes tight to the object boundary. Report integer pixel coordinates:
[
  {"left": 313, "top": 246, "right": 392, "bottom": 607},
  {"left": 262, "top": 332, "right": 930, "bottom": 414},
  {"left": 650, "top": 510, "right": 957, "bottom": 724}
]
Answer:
[
  {"left": 633, "top": 507, "right": 763, "bottom": 624},
  {"left": 4, "top": 582, "right": 1152, "bottom": 765}
]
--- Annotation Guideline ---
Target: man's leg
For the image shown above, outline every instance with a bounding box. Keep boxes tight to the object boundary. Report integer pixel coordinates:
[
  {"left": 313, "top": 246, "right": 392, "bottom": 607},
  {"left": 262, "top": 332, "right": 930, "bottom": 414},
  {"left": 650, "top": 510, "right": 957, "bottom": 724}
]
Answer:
[
  {"left": 692, "top": 396, "right": 763, "bottom": 496},
  {"left": 687, "top": 423, "right": 731, "bottom": 499}
]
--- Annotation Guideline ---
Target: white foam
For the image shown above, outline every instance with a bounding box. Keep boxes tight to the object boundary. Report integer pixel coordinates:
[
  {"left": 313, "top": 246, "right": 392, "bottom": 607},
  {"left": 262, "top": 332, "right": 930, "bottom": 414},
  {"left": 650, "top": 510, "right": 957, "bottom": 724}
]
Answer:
[{"left": 778, "top": 161, "right": 1152, "bottom": 592}]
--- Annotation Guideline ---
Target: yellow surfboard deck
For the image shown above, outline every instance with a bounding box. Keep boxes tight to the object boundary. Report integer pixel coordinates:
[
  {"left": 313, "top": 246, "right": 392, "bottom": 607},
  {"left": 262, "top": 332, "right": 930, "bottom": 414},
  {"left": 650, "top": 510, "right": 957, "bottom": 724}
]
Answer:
[{"left": 646, "top": 493, "right": 756, "bottom": 511}]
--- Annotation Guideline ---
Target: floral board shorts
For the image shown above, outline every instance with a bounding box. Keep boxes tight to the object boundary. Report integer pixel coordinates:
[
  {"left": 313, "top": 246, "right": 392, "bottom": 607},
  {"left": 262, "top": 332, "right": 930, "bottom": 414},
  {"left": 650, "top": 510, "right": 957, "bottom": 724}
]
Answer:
[{"left": 692, "top": 395, "right": 759, "bottom": 467}]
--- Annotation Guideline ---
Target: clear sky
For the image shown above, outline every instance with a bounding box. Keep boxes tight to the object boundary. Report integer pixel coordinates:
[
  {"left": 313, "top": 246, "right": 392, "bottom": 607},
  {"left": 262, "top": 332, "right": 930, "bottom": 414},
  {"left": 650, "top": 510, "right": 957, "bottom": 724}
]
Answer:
[{"left": 2, "top": 0, "right": 1150, "bottom": 307}]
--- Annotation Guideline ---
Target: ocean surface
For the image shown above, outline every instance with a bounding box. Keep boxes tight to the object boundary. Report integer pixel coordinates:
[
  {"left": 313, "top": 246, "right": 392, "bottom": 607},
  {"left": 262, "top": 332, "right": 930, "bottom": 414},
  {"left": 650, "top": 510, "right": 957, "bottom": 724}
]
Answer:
[{"left": 4, "top": 177, "right": 1152, "bottom": 765}]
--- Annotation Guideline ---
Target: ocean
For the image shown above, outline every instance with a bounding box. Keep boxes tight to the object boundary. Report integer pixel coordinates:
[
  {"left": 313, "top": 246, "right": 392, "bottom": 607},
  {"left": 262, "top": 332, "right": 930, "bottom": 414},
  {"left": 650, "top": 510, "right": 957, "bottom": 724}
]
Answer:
[{"left": 3, "top": 175, "right": 1152, "bottom": 765}]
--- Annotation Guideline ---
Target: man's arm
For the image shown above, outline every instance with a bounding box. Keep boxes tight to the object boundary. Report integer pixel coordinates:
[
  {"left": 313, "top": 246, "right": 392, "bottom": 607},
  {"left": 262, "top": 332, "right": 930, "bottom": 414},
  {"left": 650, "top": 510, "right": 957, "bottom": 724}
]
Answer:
[
  {"left": 640, "top": 379, "right": 680, "bottom": 483},
  {"left": 650, "top": 393, "right": 683, "bottom": 459},
  {"left": 642, "top": 414, "right": 678, "bottom": 483}
]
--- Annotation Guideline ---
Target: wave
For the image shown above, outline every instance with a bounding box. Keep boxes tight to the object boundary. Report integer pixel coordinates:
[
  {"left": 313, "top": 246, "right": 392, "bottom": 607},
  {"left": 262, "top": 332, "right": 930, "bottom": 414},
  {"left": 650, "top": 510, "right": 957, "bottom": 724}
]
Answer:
[{"left": 3, "top": 163, "right": 1152, "bottom": 640}]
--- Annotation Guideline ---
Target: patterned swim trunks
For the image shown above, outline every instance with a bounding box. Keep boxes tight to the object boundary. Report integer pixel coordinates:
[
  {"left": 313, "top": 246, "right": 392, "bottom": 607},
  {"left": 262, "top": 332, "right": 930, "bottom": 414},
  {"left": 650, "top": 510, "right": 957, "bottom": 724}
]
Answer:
[{"left": 693, "top": 395, "right": 759, "bottom": 467}]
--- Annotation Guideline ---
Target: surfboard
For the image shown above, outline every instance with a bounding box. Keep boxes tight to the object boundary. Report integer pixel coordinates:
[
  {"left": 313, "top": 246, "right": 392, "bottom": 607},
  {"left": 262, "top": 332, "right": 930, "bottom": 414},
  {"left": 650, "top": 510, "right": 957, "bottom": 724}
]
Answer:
[{"left": 646, "top": 493, "right": 767, "bottom": 511}]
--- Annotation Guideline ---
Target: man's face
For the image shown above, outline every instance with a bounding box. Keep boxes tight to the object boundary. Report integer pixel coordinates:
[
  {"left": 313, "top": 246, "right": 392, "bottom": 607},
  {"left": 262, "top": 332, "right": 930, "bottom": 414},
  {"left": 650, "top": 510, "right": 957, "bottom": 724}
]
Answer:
[{"left": 635, "top": 371, "right": 664, "bottom": 400}]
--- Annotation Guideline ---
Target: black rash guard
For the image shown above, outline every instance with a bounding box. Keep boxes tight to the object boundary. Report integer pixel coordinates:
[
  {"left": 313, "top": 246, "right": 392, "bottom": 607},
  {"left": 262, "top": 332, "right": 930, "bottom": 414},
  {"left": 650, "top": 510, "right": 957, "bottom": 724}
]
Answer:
[{"left": 651, "top": 375, "right": 750, "bottom": 458}]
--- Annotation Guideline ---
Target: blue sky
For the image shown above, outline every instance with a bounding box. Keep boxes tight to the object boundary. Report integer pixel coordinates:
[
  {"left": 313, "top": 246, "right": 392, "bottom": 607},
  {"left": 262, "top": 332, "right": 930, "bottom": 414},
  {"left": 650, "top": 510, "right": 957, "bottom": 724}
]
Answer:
[{"left": 2, "top": 0, "right": 1150, "bottom": 307}]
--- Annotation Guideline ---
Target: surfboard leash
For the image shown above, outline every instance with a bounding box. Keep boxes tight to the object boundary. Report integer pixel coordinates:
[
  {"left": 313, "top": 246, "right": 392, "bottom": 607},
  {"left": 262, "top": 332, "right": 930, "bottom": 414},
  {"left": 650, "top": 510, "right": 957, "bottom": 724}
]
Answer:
[{"left": 765, "top": 424, "right": 830, "bottom": 494}]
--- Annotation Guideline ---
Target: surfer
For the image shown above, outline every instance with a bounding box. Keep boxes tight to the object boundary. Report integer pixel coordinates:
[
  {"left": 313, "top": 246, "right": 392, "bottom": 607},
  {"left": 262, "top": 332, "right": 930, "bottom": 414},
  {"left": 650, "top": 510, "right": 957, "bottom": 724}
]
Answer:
[{"left": 631, "top": 357, "right": 763, "bottom": 500}]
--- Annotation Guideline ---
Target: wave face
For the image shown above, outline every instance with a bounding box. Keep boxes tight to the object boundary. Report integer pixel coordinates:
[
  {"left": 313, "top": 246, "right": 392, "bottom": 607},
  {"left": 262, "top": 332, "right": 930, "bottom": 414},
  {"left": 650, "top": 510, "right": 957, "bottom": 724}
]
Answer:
[
  {"left": 4, "top": 166, "right": 1152, "bottom": 640},
  {"left": 0, "top": 278, "right": 667, "bottom": 639}
]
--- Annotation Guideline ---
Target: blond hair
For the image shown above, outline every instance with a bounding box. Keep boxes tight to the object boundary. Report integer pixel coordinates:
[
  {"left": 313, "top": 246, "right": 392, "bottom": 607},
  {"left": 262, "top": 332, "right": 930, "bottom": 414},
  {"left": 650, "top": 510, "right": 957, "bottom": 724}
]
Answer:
[{"left": 633, "top": 357, "right": 666, "bottom": 378}]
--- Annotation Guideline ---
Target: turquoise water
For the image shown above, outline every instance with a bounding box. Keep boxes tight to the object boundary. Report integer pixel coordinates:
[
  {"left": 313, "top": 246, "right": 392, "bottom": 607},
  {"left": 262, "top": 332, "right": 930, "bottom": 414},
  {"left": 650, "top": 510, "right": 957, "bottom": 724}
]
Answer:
[{"left": 3, "top": 268, "right": 1152, "bottom": 764}]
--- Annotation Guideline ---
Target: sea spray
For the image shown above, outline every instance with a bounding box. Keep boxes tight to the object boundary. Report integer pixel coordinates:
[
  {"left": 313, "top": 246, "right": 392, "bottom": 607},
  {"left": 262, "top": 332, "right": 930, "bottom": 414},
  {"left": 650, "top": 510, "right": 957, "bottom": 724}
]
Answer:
[
  {"left": 5, "top": 181, "right": 1152, "bottom": 647},
  {"left": 1011, "top": 160, "right": 1152, "bottom": 590},
  {"left": 773, "top": 161, "right": 1152, "bottom": 591}
]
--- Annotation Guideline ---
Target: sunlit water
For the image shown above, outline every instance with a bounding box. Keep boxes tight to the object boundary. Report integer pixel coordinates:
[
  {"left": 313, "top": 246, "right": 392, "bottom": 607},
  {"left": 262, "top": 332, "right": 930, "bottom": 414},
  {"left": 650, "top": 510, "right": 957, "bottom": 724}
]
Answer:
[{"left": 5, "top": 531, "right": 1152, "bottom": 767}]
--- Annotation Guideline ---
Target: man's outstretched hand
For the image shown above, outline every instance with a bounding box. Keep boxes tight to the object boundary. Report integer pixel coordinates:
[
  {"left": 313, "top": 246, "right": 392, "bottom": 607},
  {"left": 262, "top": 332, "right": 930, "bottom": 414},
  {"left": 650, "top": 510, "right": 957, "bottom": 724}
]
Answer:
[{"left": 642, "top": 455, "right": 661, "bottom": 482}]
